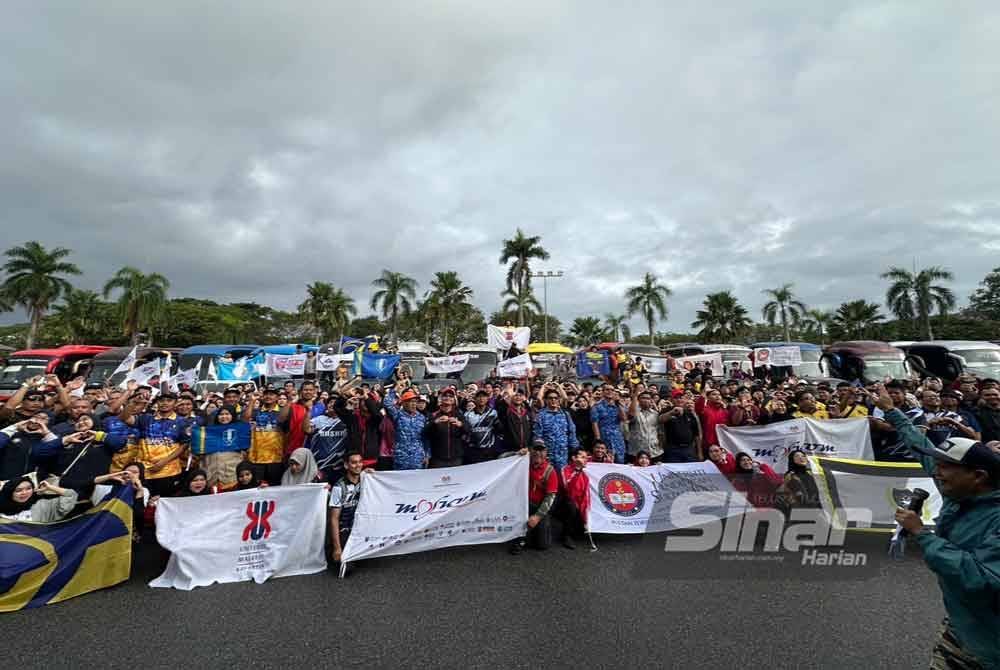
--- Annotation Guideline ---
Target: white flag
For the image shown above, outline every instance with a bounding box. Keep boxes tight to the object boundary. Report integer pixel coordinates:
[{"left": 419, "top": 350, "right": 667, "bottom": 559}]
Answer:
[
  {"left": 265, "top": 353, "right": 307, "bottom": 377},
  {"left": 497, "top": 353, "right": 533, "bottom": 378},
  {"left": 341, "top": 457, "right": 528, "bottom": 568},
  {"left": 423, "top": 354, "right": 470, "bottom": 374},
  {"left": 487, "top": 324, "right": 530, "bottom": 351},
  {"left": 121, "top": 358, "right": 160, "bottom": 387},
  {"left": 159, "top": 355, "right": 172, "bottom": 387},
  {"left": 150, "top": 484, "right": 328, "bottom": 590},
  {"left": 207, "top": 359, "right": 217, "bottom": 381},
  {"left": 111, "top": 346, "right": 138, "bottom": 377},
  {"left": 170, "top": 367, "right": 198, "bottom": 392}
]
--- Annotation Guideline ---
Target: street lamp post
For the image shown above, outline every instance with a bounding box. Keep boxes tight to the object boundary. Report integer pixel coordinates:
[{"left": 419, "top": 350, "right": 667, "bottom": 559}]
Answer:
[{"left": 529, "top": 270, "right": 564, "bottom": 341}]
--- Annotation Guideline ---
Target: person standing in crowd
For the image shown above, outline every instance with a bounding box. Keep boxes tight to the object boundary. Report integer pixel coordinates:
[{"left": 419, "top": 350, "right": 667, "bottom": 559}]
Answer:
[
  {"left": 0, "top": 383, "right": 51, "bottom": 429},
  {"left": 660, "top": 395, "right": 702, "bottom": 462},
  {"left": 424, "top": 388, "right": 469, "bottom": 468},
  {"left": 201, "top": 406, "right": 246, "bottom": 491},
  {"left": 383, "top": 382, "right": 429, "bottom": 470},
  {"left": 877, "top": 390, "right": 1000, "bottom": 668},
  {"left": 976, "top": 385, "right": 1000, "bottom": 443},
  {"left": 511, "top": 440, "right": 558, "bottom": 554},
  {"left": 590, "top": 384, "right": 626, "bottom": 464},
  {"left": 628, "top": 386, "right": 662, "bottom": 463},
  {"left": 330, "top": 451, "right": 365, "bottom": 565},
  {"left": 792, "top": 391, "right": 828, "bottom": 420},
  {"left": 870, "top": 380, "right": 925, "bottom": 461},
  {"left": 568, "top": 393, "right": 594, "bottom": 453},
  {"left": 494, "top": 383, "right": 533, "bottom": 453},
  {"left": 0, "top": 477, "right": 78, "bottom": 521},
  {"left": 695, "top": 387, "right": 731, "bottom": 448},
  {"left": 941, "top": 390, "right": 981, "bottom": 439},
  {"left": 303, "top": 399, "right": 350, "bottom": 484},
  {"left": 332, "top": 387, "right": 382, "bottom": 462},
  {"left": 921, "top": 389, "right": 979, "bottom": 445},
  {"left": 776, "top": 449, "right": 822, "bottom": 513},
  {"left": 836, "top": 382, "right": 869, "bottom": 419},
  {"left": 729, "top": 452, "right": 783, "bottom": 508},
  {"left": 278, "top": 380, "right": 324, "bottom": 458},
  {"left": 55, "top": 414, "right": 128, "bottom": 494},
  {"left": 464, "top": 389, "right": 501, "bottom": 464},
  {"left": 533, "top": 385, "right": 578, "bottom": 471},
  {"left": 244, "top": 387, "right": 286, "bottom": 485},
  {"left": 0, "top": 413, "right": 61, "bottom": 480},
  {"left": 281, "top": 447, "right": 320, "bottom": 485}
]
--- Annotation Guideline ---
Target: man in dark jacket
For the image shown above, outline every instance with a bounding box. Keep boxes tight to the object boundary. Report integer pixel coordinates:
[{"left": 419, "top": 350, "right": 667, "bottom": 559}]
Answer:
[
  {"left": 494, "top": 385, "right": 533, "bottom": 453},
  {"left": 976, "top": 386, "right": 1000, "bottom": 443},
  {"left": 423, "top": 389, "right": 470, "bottom": 468},
  {"left": 333, "top": 389, "right": 382, "bottom": 462},
  {"left": 0, "top": 412, "right": 61, "bottom": 480}
]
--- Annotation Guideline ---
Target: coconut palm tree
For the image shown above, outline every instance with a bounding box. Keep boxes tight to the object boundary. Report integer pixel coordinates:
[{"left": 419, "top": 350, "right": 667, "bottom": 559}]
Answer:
[
  {"left": 425, "top": 271, "right": 474, "bottom": 352},
  {"left": 625, "top": 272, "right": 672, "bottom": 345},
  {"left": 297, "top": 282, "right": 357, "bottom": 346},
  {"left": 569, "top": 316, "right": 604, "bottom": 346},
  {"left": 761, "top": 283, "right": 808, "bottom": 342},
  {"left": 370, "top": 270, "right": 418, "bottom": 346},
  {"left": 102, "top": 267, "right": 170, "bottom": 346},
  {"left": 690, "top": 291, "right": 752, "bottom": 342},
  {"left": 50, "top": 289, "right": 104, "bottom": 343},
  {"left": 881, "top": 266, "right": 955, "bottom": 340},
  {"left": 1, "top": 242, "right": 82, "bottom": 348},
  {"left": 832, "top": 300, "right": 885, "bottom": 339},
  {"left": 603, "top": 313, "right": 630, "bottom": 342},
  {"left": 799, "top": 308, "right": 834, "bottom": 344},
  {"left": 501, "top": 286, "right": 542, "bottom": 323},
  {"left": 499, "top": 229, "right": 550, "bottom": 326}
]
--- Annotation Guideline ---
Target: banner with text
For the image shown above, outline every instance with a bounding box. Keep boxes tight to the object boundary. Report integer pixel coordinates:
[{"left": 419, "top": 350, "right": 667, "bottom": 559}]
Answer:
[
  {"left": 341, "top": 456, "right": 528, "bottom": 567},
  {"left": 487, "top": 325, "right": 531, "bottom": 351},
  {"left": 150, "top": 484, "right": 328, "bottom": 590},
  {"left": 576, "top": 351, "right": 610, "bottom": 378},
  {"left": 586, "top": 462, "right": 750, "bottom": 534},
  {"left": 640, "top": 355, "right": 670, "bottom": 375},
  {"left": 317, "top": 353, "right": 353, "bottom": 372},
  {"left": 497, "top": 353, "right": 533, "bottom": 378},
  {"left": 423, "top": 354, "right": 471, "bottom": 375},
  {"left": 717, "top": 418, "right": 873, "bottom": 474},
  {"left": 265, "top": 353, "right": 307, "bottom": 377},
  {"left": 753, "top": 346, "right": 803, "bottom": 368},
  {"left": 670, "top": 353, "right": 724, "bottom": 377}
]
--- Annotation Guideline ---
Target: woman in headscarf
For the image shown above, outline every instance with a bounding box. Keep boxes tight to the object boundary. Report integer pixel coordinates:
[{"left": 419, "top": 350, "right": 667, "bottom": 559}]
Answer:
[
  {"left": 0, "top": 477, "right": 78, "bottom": 522},
  {"left": 201, "top": 406, "right": 247, "bottom": 492},
  {"left": 281, "top": 447, "right": 319, "bottom": 486},
  {"left": 235, "top": 460, "right": 265, "bottom": 490},
  {"left": 706, "top": 444, "right": 736, "bottom": 475},
  {"left": 180, "top": 469, "right": 211, "bottom": 496},
  {"left": 729, "top": 452, "right": 783, "bottom": 508},
  {"left": 776, "top": 449, "right": 822, "bottom": 513}
]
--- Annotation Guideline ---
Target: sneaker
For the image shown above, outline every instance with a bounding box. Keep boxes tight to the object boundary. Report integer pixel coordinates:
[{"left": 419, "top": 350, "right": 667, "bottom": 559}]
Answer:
[
  {"left": 509, "top": 541, "right": 525, "bottom": 555},
  {"left": 562, "top": 536, "right": 576, "bottom": 550}
]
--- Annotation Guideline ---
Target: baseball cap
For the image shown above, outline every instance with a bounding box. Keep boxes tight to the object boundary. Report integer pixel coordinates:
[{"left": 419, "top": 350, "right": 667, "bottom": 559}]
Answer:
[
  {"left": 23, "top": 390, "right": 45, "bottom": 401},
  {"left": 909, "top": 436, "right": 1000, "bottom": 474},
  {"left": 399, "top": 388, "right": 419, "bottom": 402},
  {"left": 531, "top": 437, "right": 547, "bottom": 450}
]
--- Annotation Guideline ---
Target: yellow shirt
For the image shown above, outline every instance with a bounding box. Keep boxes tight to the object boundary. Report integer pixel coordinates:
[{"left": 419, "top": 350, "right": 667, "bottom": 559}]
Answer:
[
  {"left": 793, "top": 407, "right": 829, "bottom": 420},
  {"left": 839, "top": 404, "right": 869, "bottom": 419}
]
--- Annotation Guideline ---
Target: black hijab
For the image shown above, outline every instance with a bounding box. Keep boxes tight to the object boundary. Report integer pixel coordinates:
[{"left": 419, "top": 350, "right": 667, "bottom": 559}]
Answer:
[
  {"left": 181, "top": 469, "right": 210, "bottom": 496},
  {"left": 210, "top": 405, "right": 241, "bottom": 426},
  {"left": 235, "top": 461, "right": 259, "bottom": 490},
  {"left": 0, "top": 477, "right": 37, "bottom": 515}
]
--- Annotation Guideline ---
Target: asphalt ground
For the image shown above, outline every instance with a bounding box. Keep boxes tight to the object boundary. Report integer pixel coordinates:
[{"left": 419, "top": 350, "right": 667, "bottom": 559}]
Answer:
[{"left": 3, "top": 528, "right": 942, "bottom": 669}]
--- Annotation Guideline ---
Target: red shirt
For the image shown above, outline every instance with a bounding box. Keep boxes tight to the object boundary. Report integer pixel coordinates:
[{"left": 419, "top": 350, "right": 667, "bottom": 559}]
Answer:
[
  {"left": 285, "top": 402, "right": 309, "bottom": 457},
  {"left": 529, "top": 461, "right": 558, "bottom": 506},
  {"left": 697, "top": 400, "right": 731, "bottom": 446}
]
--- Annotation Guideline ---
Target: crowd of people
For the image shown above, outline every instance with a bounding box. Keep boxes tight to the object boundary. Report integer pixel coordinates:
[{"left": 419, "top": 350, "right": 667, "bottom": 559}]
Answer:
[{"left": 2, "top": 355, "right": 1000, "bottom": 560}]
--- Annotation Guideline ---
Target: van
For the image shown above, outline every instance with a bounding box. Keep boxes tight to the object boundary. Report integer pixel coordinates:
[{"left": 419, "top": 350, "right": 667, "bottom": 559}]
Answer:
[
  {"left": 86, "top": 347, "right": 183, "bottom": 387},
  {"left": 900, "top": 341, "right": 1000, "bottom": 383},
  {"left": 822, "top": 341, "right": 912, "bottom": 384},
  {"left": 0, "top": 345, "right": 111, "bottom": 401}
]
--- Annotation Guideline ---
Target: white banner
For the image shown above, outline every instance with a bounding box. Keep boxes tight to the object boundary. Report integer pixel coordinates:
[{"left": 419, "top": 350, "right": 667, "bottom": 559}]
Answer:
[
  {"left": 121, "top": 358, "right": 160, "bottom": 388},
  {"left": 169, "top": 367, "right": 198, "bottom": 392},
  {"left": 497, "top": 353, "right": 533, "bottom": 378},
  {"left": 487, "top": 324, "right": 531, "bottom": 351},
  {"left": 754, "top": 346, "right": 802, "bottom": 368},
  {"left": 341, "top": 456, "right": 529, "bottom": 566},
  {"left": 587, "top": 462, "right": 750, "bottom": 534},
  {"left": 717, "top": 418, "right": 873, "bottom": 474},
  {"left": 150, "top": 484, "right": 328, "bottom": 590},
  {"left": 811, "top": 457, "right": 942, "bottom": 530},
  {"left": 639, "top": 355, "right": 670, "bottom": 374},
  {"left": 265, "top": 353, "right": 307, "bottom": 377},
  {"left": 423, "top": 354, "right": 470, "bottom": 374},
  {"left": 111, "top": 345, "right": 137, "bottom": 377},
  {"left": 671, "top": 353, "right": 724, "bottom": 376},
  {"left": 317, "top": 353, "right": 353, "bottom": 372}
]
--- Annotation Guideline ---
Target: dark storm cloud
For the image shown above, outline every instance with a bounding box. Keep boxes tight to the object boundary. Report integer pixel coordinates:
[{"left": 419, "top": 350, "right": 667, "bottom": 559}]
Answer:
[{"left": 2, "top": 1, "right": 999, "bottom": 333}]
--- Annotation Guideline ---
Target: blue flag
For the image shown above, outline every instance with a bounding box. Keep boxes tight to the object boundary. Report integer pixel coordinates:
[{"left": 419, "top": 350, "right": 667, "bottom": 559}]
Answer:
[
  {"left": 576, "top": 351, "right": 610, "bottom": 378},
  {"left": 0, "top": 486, "right": 133, "bottom": 611},
  {"left": 191, "top": 421, "right": 252, "bottom": 455},
  {"left": 352, "top": 351, "right": 400, "bottom": 380}
]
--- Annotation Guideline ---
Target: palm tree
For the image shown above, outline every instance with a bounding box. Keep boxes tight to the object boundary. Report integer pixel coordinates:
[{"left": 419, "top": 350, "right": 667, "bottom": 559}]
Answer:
[
  {"left": 51, "top": 289, "right": 104, "bottom": 343},
  {"left": 425, "top": 271, "right": 474, "bottom": 352},
  {"left": 370, "top": 270, "right": 418, "bottom": 346},
  {"left": 1, "top": 241, "right": 81, "bottom": 348},
  {"left": 690, "top": 291, "right": 752, "bottom": 342},
  {"left": 881, "top": 266, "right": 955, "bottom": 340},
  {"left": 603, "top": 313, "right": 630, "bottom": 342},
  {"left": 761, "top": 283, "right": 808, "bottom": 342},
  {"left": 103, "top": 267, "right": 170, "bottom": 346},
  {"left": 569, "top": 316, "right": 604, "bottom": 346},
  {"left": 297, "top": 282, "right": 357, "bottom": 346},
  {"left": 800, "top": 308, "right": 834, "bottom": 344},
  {"left": 833, "top": 300, "right": 885, "bottom": 339},
  {"left": 499, "top": 229, "right": 550, "bottom": 326},
  {"left": 625, "top": 272, "right": 672, "bottom": 344},
  {"left": 501, "top": 286, "right": 542, "bottom": 323}
]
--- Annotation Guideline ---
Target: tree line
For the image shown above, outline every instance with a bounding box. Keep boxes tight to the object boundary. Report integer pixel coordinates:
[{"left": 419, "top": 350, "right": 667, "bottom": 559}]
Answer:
[{"left": 2, "top": 236, "right": 999, "bottom": 352}]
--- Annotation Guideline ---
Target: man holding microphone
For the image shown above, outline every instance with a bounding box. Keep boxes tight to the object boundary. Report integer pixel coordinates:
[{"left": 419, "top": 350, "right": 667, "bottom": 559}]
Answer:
[{"left": 877, "top": 390, "right": 1000, "bottom": 669}]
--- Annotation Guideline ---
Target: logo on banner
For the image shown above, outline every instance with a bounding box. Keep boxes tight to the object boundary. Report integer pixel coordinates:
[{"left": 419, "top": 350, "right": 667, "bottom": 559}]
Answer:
[
  {"left": 394, "top": 491, "right": 487, "bottom": 521},
  {"left": 242, "top": 500, "right": 276, "bottom": 541},
  {"left": 756, "top": 349, "right": 771, "bottom": 365},
  {"left": 597, "top": 474, "right": 645, "bottom": 516},
  {"left": 222, "top": 428, "right": 237, "bottom": 447}
]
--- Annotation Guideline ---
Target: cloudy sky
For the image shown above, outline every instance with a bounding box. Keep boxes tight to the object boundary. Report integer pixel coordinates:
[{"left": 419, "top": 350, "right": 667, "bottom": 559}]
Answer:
[{"left": 2, "top": 2, "right": 999, "bottom": 334}]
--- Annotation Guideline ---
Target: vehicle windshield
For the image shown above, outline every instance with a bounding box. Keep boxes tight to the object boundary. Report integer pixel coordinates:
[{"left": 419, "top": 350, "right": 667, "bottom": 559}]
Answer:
[
  {"left": 87, "top": 360, "right": 126, "bottom": 386},
  {"left": 0, "top": 360, "right": 52, "bottom": 389},
  {"left": 451, "top": 351, "right": 498, "bottom": 382},
  {"left": 794, "top": 349, "right": 824, "bottom": 377},
  {"left": 954, "top": 349, "right": 1000, "bottom": 376},
  {"left": 401, "top": 357, "right": 433, "bottom": 380},
  {"left": 863, "top": 357, "right": 909, "bottom": 381}
]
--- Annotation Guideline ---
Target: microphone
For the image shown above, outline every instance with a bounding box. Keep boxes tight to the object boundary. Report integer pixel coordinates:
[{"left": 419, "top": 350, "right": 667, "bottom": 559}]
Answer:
[{"left": 889, "top": 487, "right": 930, "bottom": 559}]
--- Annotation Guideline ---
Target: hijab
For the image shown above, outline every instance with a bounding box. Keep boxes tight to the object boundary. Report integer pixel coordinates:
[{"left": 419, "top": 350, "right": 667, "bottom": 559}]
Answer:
[
  {"left": 210, "top": 405, "right": 240, "bottom": 426},
  {"left": 235, "top": 460, "right": 259, "bottom": 490},
  {"left": 181, "top": 469, "right": 210, "bottom": 496},
  {"left": 281, "top": 448, "right": 318, "bottom": 486},
  {"left": 787, "top": 449, "right": 809, "bottom": 475},
  {"left": 734, "top": 452, "right": 755, "bottom": 475},
  {"left": 0, "top": 477, "right": 37, "bottom": 516}
]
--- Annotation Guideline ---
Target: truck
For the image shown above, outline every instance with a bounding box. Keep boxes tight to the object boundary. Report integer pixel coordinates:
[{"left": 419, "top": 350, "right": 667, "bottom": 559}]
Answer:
[
  {"left": 898, "top": 340, "right": 1000, "bottom": 383},
  {"left": 821, "top": 341, "right": 912, "bottom": 384},
  {"left": 0, "top": 345, "right": 112, "bottom": 401}
]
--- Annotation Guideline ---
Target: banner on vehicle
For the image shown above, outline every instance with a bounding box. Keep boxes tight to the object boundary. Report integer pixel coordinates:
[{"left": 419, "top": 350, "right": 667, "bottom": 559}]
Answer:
[
  {"left": 811, "top": 457, "right": 942, "bottom": 530},
  {"left": 121, "top": 358, "right": 161, "bottom": 388},
  {"left": 169, "top": 367, "right": 198, "bottom": 392},
  {"left": 671, "top": 353, "right": 724, "bottom": 376},
  {"left": 497, "top": 353, "right": 533, "bottom": 378},
  {"left": 717, "top": 418, "right": 873, "bottom": 474},
  {"left": 640, "top": 355, "right": 670, "bottom": 375},
  {"left": 265, "top": 353, "right": 307, "bottom": 377},
  {"left": 0, "top": 486, "right": 134, "bottom": 612},
  {"left": 423, "top": 354, "right": 470, "bottom": 375},
  {"left": 586, "top": 462, "right": 750, "bottom": 534},
  {"left": 576, "top": 351, "right": 610, "bottom": 378},
  {"left": 487, "top": 325, "right": 530, "bottom": 351},
  {"left": 754, "top": 346, "right": 802, "bottom": 368},
  {"left": 317, "top": 353, "right": 353, "bottom": 372},
  {"left": 340, "top": 456, "right": 528, "bottom": 569},
  {"left": 217, "top": 356, "right": 256, "bottom": 381},
  {"left": 150, "top": 484, "right": 328, "bottom": 590}
]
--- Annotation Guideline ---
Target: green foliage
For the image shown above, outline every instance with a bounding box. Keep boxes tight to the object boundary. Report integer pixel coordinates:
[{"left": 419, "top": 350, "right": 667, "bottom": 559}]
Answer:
[
  {"left": 761, "top": 283, "right": 808, "bottom": 342},
  {"left": 691, "top": 291, "right": 752, "bottom": 342},
  {"left": 499, "top": 229, "right": 549, "bottom": 327},
  {"left": 568, "top": 316, "right": 603, "bottom": 346},
  {"left": 967, "top": 267, "right": 1000, "bottom": 320},
  {"left": 881, "top": 266, "right": 955, "bottom": 340},
  {"left": 2, "top": 241, "right": 81, "bottom": 347},
  {"left": 625, "top": 272, "right": 672, "bottom": 344}
]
